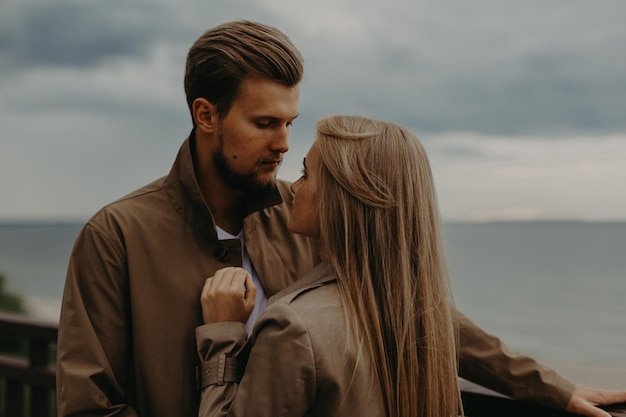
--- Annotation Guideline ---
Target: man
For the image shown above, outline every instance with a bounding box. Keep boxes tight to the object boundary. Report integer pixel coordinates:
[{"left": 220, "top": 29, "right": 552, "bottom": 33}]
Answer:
[{"left": 57, "top": 20, "right": 626, "bottom": 417}]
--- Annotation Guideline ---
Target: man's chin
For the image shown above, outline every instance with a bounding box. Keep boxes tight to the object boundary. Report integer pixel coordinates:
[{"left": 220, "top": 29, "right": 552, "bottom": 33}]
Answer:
[
  {"left": 254, "top": 169, "right": 279, "bottom": 187},
  {"left": 245, "top": 176, "right": 276, "bottom": 194}
]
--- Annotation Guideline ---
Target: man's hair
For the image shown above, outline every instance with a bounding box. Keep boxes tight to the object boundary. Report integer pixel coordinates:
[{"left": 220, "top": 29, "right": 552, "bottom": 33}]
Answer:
[
  {"left": 314, "top": 115, "right": 460, "bottom": 417},
  {"left": 184, "top": 20, "right": 304, "bottom": 121}
]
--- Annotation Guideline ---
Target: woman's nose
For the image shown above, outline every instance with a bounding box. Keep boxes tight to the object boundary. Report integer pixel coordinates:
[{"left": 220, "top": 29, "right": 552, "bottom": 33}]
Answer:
[{"left": 290, "top": 177, "right": 302, "bottom": 193}]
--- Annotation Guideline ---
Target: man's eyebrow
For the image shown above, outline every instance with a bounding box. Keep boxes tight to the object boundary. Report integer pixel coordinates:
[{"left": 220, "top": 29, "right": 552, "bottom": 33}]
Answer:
[{"left": 253, "top": 113, "right": 299, "bottom": 121}]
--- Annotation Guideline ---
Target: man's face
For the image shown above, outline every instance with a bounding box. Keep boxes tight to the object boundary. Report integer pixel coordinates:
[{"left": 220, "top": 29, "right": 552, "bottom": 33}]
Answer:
[{"left": 212, "top": 78, "right": 300, "bottom": 192}]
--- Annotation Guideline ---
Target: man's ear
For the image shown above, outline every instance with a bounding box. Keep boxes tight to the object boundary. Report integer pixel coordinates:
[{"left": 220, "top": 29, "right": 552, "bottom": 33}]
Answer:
[{"left": 192, "top": 98, "right": 217, "bottom": 133}]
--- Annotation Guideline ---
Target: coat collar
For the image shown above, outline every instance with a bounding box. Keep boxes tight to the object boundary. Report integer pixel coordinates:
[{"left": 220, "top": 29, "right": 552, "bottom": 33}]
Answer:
[{"left": 268, "top": 261, "right": 336, "bottom": 305}]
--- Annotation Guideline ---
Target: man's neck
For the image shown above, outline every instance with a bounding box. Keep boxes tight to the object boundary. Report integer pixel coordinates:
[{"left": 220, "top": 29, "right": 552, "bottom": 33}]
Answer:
[
  {"left": 212, "top": 208, "right": 244, "bottom": 236},
  {"left": 203, "top": 182, "right": 245, "bottom": 235}
]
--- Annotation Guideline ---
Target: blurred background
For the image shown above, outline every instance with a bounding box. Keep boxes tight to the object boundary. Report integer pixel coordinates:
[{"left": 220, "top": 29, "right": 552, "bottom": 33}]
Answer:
[{"left": 0, "top": 0, "right": 624, "bottom": 369}]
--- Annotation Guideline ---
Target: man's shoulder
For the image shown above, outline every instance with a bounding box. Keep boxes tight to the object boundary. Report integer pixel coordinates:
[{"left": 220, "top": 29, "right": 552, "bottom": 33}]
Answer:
[
  {"left": 104, "top": 175, "right": 166, "bottom": 209},
  {"left": 275, "top": 178, "right": 293, "bottom": 191},
  {"left": 272, "top": 178, "right": 294, "bottom": 207},
  {"left": 86, "top": 175, "right": 169, "bottom": 229},
  {"left": 116, "top": 176, "right": 167, "bottom": 203}
]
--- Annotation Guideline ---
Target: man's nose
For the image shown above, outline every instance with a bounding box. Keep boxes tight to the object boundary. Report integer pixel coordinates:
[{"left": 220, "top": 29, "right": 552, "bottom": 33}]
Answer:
[{"left": 270, "top": 125, "right": 289, "bottom": 153}]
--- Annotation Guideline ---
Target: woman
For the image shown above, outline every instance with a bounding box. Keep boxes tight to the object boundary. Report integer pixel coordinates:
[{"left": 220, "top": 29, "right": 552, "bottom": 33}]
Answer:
[{"left": 196, "top": 115, "right": 461, "bottom": 417}]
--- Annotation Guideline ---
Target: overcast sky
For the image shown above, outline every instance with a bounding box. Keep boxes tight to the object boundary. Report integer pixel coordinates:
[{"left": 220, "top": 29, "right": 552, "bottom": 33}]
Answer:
[{"left": 1, "top": 0, "right": 625, "bottom": 222}]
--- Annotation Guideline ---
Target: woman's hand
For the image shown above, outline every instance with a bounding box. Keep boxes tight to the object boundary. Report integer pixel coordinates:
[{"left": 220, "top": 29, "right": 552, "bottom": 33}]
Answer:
[{"left": 200, "top": 267, "right": 257, "bottom": 325}]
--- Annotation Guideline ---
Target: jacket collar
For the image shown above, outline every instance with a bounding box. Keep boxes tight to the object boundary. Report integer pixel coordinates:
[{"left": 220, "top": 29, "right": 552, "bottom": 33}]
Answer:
[
  {"left": 164, "top": 132, "right": 284, "bottom": 241},
  {"left": 268, "top": 261, "right": 336, "bottom": 305}
]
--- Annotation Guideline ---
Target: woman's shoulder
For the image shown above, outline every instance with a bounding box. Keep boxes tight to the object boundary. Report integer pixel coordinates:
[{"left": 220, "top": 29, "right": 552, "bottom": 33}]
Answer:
[
  {"left": 256, "top": 262, "right": 343, "bottom": 330},
  {"left": 255, "top": 279, "right": 345, "bottom": 357},
  {"left": 267, "top": 261, "right": 335, "bottom": 303},
  {"left": 269, "top": 275, "right": 342, "bottom": 322}
]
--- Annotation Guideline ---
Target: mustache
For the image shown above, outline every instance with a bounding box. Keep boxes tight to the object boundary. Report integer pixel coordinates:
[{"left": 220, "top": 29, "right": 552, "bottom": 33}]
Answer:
[{"left": 259, "top": 153, "right": 283, "bottom": 164}]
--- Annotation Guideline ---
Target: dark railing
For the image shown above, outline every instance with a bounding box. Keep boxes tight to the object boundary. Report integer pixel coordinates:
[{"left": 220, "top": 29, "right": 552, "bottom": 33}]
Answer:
[
  {"left": 0, "top": 313, "right": 624, "bottom": 417},
  {"left": 0, "top": 312, "right": 57, "bottom": 417}
]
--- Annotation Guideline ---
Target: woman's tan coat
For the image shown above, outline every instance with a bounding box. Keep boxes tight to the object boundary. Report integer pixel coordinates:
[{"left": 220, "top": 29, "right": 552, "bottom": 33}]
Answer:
[
  {"left": 197, "top": 261, "right": 387, "bottom": 417},
  {"left": 196, "top": 260, "right": 575, "bottom": 416}
]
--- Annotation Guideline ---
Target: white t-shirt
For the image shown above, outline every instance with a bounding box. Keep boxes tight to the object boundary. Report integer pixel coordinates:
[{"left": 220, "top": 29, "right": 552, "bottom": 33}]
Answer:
[{"left": 216, "top": 227, "right": 268, "bottom": 334}]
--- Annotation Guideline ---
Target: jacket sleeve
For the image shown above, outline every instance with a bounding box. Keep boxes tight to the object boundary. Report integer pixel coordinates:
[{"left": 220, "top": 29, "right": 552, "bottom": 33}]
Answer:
[
  {"left": 196, "top": 322, "right": 249, "bottom": 417},
  {"left": 197, "top": 302, "right": 316, "bottom": 417},
  {"left": 457, "top": 311, "right": 576, "bottom": 409},
  {"left": 56, "top": 222, "right": 137, "bottom": 416}
]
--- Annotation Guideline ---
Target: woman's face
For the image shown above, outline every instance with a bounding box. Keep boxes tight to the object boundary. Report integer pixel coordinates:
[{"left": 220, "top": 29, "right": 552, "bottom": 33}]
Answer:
[{"left": 288, "top": 144, "right": 320, "bottom": 237}]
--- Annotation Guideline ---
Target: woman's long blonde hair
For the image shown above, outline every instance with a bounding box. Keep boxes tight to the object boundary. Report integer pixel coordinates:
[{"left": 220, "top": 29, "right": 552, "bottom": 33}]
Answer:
[{"left": 314, "top": 115, "right": 460, "bottom": 417}]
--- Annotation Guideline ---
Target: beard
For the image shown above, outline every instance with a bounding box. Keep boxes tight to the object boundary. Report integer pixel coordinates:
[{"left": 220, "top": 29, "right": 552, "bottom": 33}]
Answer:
[{"left": 212, "top": 132, "right": 279, "bottom": 193}]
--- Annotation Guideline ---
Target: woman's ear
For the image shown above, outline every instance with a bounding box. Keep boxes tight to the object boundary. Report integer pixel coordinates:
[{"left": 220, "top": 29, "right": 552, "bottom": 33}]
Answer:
[{"left": 192, "top": 98, "right": 216, "bottom": 133}]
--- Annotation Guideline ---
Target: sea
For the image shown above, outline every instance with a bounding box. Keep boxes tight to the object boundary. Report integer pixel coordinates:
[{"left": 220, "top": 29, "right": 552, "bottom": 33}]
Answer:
[{"left": 0, "top": 221, "right": 625, "bottom": 368}]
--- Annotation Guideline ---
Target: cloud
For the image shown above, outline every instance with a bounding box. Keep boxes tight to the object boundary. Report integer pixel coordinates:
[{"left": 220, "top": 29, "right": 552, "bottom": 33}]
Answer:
[
  {"left": 0, "top": 1, "right": 173, "bottom": 70},
  {"left": 1, "top": 0, "right": 625, "bottom": 221},
  {"left": 425, "top": 133, "right": 626, "bottom": 221},
  {"left": 287, "top": 0, "right": 626, "bottom": 135}
]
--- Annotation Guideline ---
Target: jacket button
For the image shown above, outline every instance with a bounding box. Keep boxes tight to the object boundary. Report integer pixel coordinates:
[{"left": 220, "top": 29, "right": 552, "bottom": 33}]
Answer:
[{"left": 213, "top": 246, "right": 230, "bottom": 262}]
